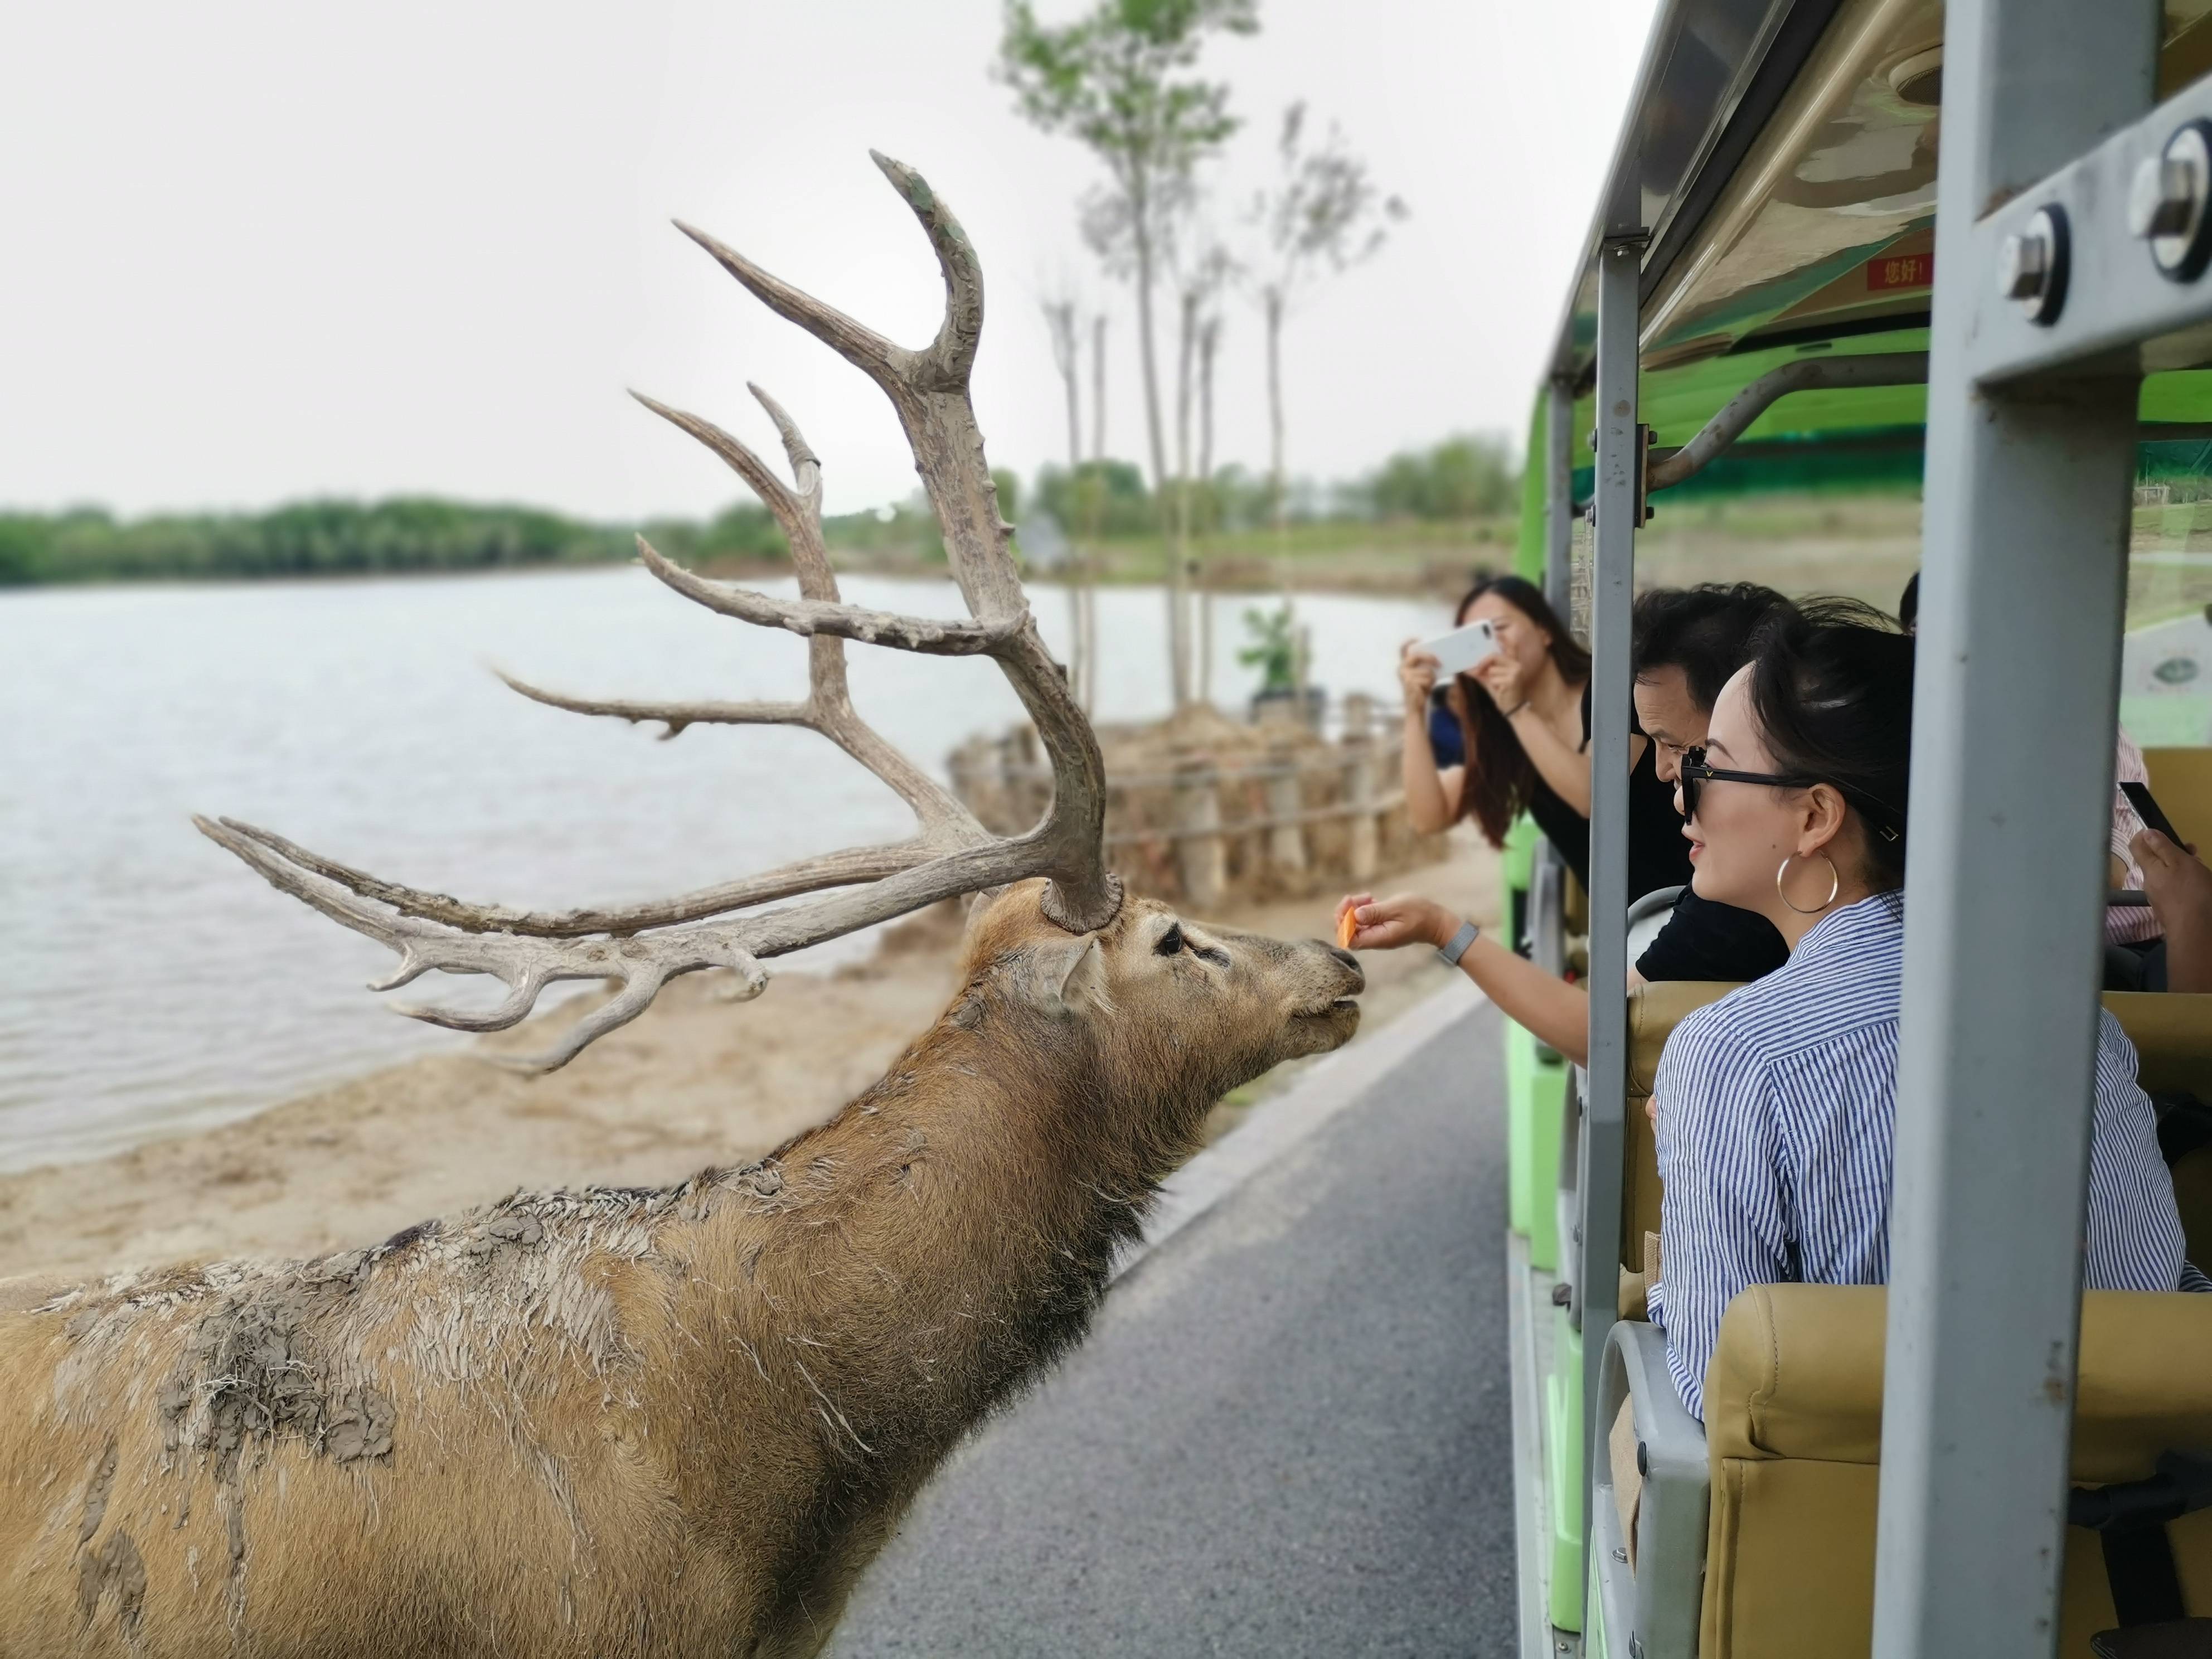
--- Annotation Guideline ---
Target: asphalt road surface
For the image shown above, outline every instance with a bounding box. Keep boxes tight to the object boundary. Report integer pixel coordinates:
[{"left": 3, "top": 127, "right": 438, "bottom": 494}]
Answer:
[{"left": 828, "top": 1001, "right": 1514, "bottom": 1658}]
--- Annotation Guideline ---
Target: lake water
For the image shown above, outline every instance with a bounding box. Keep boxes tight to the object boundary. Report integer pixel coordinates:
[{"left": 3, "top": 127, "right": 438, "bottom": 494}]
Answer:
[{"left": 0, "top": 567, "right": 1448, "bottom": 1172}]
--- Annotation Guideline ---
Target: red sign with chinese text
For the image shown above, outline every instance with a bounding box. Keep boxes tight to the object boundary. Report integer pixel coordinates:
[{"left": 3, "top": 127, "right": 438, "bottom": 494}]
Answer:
[{"left": 1867, "top": 252, "right": 1934, "bottom": 292}]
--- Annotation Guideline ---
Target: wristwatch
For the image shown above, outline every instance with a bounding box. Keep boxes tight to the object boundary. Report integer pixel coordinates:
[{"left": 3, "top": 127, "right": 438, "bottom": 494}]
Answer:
[{"left": 1436, "top": 920, "right": 1480, "bottom": 967}]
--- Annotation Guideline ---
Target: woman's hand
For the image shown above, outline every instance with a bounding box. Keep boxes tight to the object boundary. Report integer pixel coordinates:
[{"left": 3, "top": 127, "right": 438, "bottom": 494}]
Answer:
[
  {"left": 1398, "top": 639, "right": 1440, "bottom": 714},
  {"left": 2135, "top": 828, "right": 2212, "bottom": 994},
  {"left": 1472, "top": 649, "right": 1526, "bottom": 714},
  {"left": 1335, "top": 891, "right": 1454, "bottom": 952}
]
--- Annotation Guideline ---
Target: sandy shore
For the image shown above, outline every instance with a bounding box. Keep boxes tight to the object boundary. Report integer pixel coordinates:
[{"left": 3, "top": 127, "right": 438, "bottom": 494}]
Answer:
[{"left": 0, "top": 839, "right": 1495, "bottom": 1286}]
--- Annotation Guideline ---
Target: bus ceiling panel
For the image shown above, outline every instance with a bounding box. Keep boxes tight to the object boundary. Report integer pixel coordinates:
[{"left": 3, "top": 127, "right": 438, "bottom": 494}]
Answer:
[
  {"left": 1638, "top": 0, "right": 1946, "bottom": 365},
  {"left": 1576, "top": 0, "right": 2212, "bottom": 381},
  {"left": 1965, "top": 70, "right": 2212, "bottom": 387},
  {"left": 1546, "top": 0, "right": 1821, "bottom": 387}
]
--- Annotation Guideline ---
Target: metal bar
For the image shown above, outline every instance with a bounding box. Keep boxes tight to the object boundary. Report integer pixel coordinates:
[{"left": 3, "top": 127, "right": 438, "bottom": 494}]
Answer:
[
  {"left": 1961, "top": 63, "right": 2212, "bottom": 386},
  {"left": 1644, "top": 351, "right": 1928, "bottom": 491},
  {"left": 1545, "top": 378, "right": 1574, "bottom": 617},
  {"left": 1577, "top": 234, "right": 1641, "bottom": 1587},
  {"left": 1872, "top": 3, "right": 2159, "bottom": 1655}
]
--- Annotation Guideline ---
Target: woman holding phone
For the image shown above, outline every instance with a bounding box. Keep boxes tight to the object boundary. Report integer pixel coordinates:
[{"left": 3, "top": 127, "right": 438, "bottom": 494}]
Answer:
[{"left": 1401, "top": 574, "right": 1689, "bottom": 902}]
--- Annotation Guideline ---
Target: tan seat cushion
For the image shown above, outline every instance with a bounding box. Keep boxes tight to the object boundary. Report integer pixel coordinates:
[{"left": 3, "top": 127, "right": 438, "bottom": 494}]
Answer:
[{"left": 1706, "top": 1284, "right": 2212, "bottom": 1483}]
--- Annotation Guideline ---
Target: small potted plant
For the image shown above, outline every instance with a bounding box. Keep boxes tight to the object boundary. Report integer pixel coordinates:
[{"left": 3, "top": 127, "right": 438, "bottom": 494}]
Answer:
[{"left": 1240, "top": 601, "right": 1322, "bottom": 726}]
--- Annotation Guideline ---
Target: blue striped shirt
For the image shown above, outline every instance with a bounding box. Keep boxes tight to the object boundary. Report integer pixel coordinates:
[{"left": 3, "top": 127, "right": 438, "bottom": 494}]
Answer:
[{"left": 1647, "top": 890, "right": 2203, "bottom": 1420}]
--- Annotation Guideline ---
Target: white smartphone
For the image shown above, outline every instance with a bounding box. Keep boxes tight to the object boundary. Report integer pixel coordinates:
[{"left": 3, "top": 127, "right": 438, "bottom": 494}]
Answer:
[{"left": 1420, "top": 619, "right": 1499, "bottom": 678}]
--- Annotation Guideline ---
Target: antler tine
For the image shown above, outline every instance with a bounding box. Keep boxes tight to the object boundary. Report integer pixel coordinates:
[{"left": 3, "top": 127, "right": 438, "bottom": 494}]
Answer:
[
  {"left": 676, "top": 217, "right": 909, "bottom": 391},
  {"left": 867, "top": 151, "right": 983, "bottom": 383},
  {"left": 628, "top": 391, "right": 831, "bottom": 586},
  {"left": 747, "top": 383, "right": 822, "bottom": 520},
  {"left": 207, "top": 816, "right": 930, "bottom": 938},
  {"left": 632, "top": 535, "right": 1015, "bottom": 656},
  {"left": 493, "top": 667, "right": 808, "bottom": 740},
  {"left": 195, "top": 814, "right": 769, "bottom": 1071}
]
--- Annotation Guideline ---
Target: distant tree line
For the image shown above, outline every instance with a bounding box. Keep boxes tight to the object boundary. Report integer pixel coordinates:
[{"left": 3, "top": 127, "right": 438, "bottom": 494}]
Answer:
[
  {"left": 0, "top": 496, "right": 948, "bottom": 587},
  {"left": 0, "top": 442, "right": 1507, "bottom": 588},
  {"left": 1030, "top": 431, "right": 1519, "bottom": 537}
]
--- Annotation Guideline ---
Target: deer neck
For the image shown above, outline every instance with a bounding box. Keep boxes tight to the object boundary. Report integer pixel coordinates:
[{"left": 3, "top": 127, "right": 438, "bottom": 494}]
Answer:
[{"left": 665, "top": 1008, "right": 1209, "bottom": 1481}]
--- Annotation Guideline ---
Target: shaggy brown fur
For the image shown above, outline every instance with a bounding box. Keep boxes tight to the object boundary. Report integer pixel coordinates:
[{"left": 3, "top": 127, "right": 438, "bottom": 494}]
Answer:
[{"left": 0, "top": 884, "right": 1360, "bottom": 1657}]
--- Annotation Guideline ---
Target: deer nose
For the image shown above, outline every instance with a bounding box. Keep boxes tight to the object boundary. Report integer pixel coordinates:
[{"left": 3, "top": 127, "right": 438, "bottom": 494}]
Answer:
[{"left": 1321, "top": 943, "right": 1360, "bottom": 975}]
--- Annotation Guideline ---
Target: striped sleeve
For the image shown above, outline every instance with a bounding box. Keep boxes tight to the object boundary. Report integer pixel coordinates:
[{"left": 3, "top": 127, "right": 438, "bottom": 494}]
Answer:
[
  {"left": 1651, "top": 1004, "right": 1788, "bottom": 1421},
  {"left": 2083, "top": 1010, "right": 2191, "bottom": 1293}
]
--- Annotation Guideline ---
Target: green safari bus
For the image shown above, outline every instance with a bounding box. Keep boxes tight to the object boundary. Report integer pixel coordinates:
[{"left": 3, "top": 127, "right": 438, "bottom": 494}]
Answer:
[{"left": 1497, "top": 1, "right": 2212, "bottom": 1654}]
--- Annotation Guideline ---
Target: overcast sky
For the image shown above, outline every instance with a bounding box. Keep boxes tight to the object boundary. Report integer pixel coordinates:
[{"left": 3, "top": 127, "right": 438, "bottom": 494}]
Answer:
[{"left": 1, "top": 1, "right": 1660, "bottom": 522}]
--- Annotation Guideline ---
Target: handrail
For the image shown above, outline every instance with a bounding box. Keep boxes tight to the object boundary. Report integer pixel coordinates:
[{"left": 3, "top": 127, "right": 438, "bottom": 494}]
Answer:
[{"left": 1645, "top": 351, "right": 1929, "bottom": 492}]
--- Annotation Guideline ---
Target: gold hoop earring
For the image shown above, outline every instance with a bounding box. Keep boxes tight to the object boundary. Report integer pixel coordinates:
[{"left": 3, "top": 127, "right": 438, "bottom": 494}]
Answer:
[{"left": 1777, "top": 851, "right": 1840, "bottom": 915}]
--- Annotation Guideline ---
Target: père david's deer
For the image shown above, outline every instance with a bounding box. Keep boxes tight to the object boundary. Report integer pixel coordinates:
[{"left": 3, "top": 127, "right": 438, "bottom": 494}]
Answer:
[{"left": 0, "top": 154, "right": 1364, "bottom": 1658}]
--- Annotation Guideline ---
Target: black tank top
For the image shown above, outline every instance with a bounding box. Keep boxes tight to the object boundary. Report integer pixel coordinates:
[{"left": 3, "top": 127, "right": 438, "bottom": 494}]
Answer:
[{"left": 1524, "top": 683, "right": 1693, "bottom": 904}]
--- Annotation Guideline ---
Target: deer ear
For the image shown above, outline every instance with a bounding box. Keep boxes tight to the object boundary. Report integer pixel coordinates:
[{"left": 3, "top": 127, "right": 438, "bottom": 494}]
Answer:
[{"left": 1016, "top": 934, "right": 1110, "bottom": 1018}]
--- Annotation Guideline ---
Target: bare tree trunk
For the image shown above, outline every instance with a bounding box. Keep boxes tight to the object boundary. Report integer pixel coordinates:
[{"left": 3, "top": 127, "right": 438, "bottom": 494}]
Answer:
[
  {"left": 1265, "top": 285, "right": 1301, "bottom": 715},
  {"left": 1199, "top": 315, "right": 1220, "bottom": 486},
  {"left": 1130, "top": 197, "right": 1187, "bottom": 709},
  {"left": 1090, "top": 315, "right": 1107, "bottom": 467},
  {"left": 1174, "top": 283, "right": 1199, "bottom": 707},
  {"left": 1042, "top": 299, "right": 1088, "bottom": 710},
  {"left": 1265, "top": 285, "right": 1287, "bottom": 553},
  {"left": 1197, "top": 312, "right": 1221, "bottom": 704},
  {"left": 1084, "top": 314, "right": 1105, "bottom": 710}
]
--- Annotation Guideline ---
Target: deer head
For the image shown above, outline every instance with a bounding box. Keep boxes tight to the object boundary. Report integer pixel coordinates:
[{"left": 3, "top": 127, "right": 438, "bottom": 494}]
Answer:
[
  {"left": 944, "top": 880, "right": 1362, "bottom": 1176},
  {"left": 193, "top": 152, "right": 1132, "bottom": 1072}
]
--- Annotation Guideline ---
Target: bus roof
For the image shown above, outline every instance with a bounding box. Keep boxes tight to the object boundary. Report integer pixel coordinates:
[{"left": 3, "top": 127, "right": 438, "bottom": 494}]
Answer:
[{"left": 1539, "top": 0, "right": 2212, "bottom": 477}]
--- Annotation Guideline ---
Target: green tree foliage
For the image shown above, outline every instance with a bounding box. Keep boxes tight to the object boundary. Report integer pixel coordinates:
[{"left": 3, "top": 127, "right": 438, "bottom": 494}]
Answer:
[
  {"left": 0, "top": 499, "right": 634, "bottom": 585},
  {"left": 1361, "top": 434, "right": 1519, "bottom": 522},
  {"left": 1032, "top": 459, "right": 1154, "bottom": 537},
  {"left": 0, "top": 494, "right": 952, "bottom": 587}
]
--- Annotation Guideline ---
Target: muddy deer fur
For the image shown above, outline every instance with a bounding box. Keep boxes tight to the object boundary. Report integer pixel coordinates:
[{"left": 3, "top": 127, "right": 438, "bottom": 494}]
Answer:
[{"left": 0, "top": 886, "right": 1360, "bottom": 1655}]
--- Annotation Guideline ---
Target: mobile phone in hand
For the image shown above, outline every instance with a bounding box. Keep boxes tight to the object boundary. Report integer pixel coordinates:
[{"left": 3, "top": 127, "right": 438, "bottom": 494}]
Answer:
[
  {"left": 1421, "top": 619, "right": 1499, "bottom": 678},
  {"left": 2121, "top": 780, "right": 2184, "bottom": 846}
]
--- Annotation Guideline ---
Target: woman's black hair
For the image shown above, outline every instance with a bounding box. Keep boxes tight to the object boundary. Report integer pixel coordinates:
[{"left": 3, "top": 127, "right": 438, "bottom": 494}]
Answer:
[
  {"left": 1898, "top": 572, "right": 1919, "bottom": 632},
  {"left": 1745, "top": 598, "right": 1917, "bottom": 891},
  {"left": 1450, "top": 574, "right": 1593, "bottom": 848},
  {"left": 1631, "top": 583, "right": 1796, "bottom": 714}
]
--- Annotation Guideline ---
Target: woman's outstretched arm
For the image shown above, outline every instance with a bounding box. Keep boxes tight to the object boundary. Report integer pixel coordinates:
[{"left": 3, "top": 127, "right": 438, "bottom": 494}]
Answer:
[{"left": 1337, "top": 892, "right": 1592, "bottom": 1066}]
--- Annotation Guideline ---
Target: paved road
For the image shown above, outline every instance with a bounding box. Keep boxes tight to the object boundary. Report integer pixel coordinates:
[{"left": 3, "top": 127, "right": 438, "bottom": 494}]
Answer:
[{"left": 828, "top": 1001, "right": 1514, "bottom": 1658}]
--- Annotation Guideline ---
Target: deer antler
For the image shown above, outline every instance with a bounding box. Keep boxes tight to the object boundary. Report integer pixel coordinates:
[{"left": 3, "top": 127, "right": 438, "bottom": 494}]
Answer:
[{"left": 197, "top": 154, "right": 1121, "bottom": 1071}]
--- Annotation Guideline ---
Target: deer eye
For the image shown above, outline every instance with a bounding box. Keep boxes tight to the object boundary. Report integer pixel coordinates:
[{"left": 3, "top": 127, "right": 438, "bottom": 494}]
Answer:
[{"left": 1155, "top": 925, "right": 1185, "bottom": 957}]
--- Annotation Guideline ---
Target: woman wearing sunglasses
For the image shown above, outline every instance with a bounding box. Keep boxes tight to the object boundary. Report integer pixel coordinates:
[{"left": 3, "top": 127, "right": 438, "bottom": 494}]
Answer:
[{"left": 1648, "top": 600, "right": 2202, "bottom": 1419}]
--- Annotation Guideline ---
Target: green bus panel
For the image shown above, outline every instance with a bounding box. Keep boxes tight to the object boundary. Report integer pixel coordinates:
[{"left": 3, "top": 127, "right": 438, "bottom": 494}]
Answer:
[{"left": 1546, "top": 1312, "right": 1585, "bottom": 1632}]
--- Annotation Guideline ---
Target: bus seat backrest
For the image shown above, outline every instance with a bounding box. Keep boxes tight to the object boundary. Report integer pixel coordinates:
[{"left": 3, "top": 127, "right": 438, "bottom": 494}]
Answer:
[
  {"left": 2106, "top": 993, "right": 2212, "bottom": 1099},
  {"left": 2146, "top": 749, "right": 2212, "bottom": 851},
  {"left": 1624, "top": 982, "right": 1743, "bottom": 1273},
  {"left": 1700, "top": 1284, "right": 2212, "bottom": 1659},
  {"left": 1619, "top": 991, "right": 2212, "bottom": 1278},
  {"left": 2106, "top": 994, "right": 2212, "bottom": 1266}
]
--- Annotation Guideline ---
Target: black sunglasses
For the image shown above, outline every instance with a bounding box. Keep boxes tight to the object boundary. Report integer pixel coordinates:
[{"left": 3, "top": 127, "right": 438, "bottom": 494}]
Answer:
[
  {"left": 1677, "top": 746, "right": 1820, "bottom": 822},
  {"left": 1677, "top": 746, "right": 1902, "bottom": 842}
]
